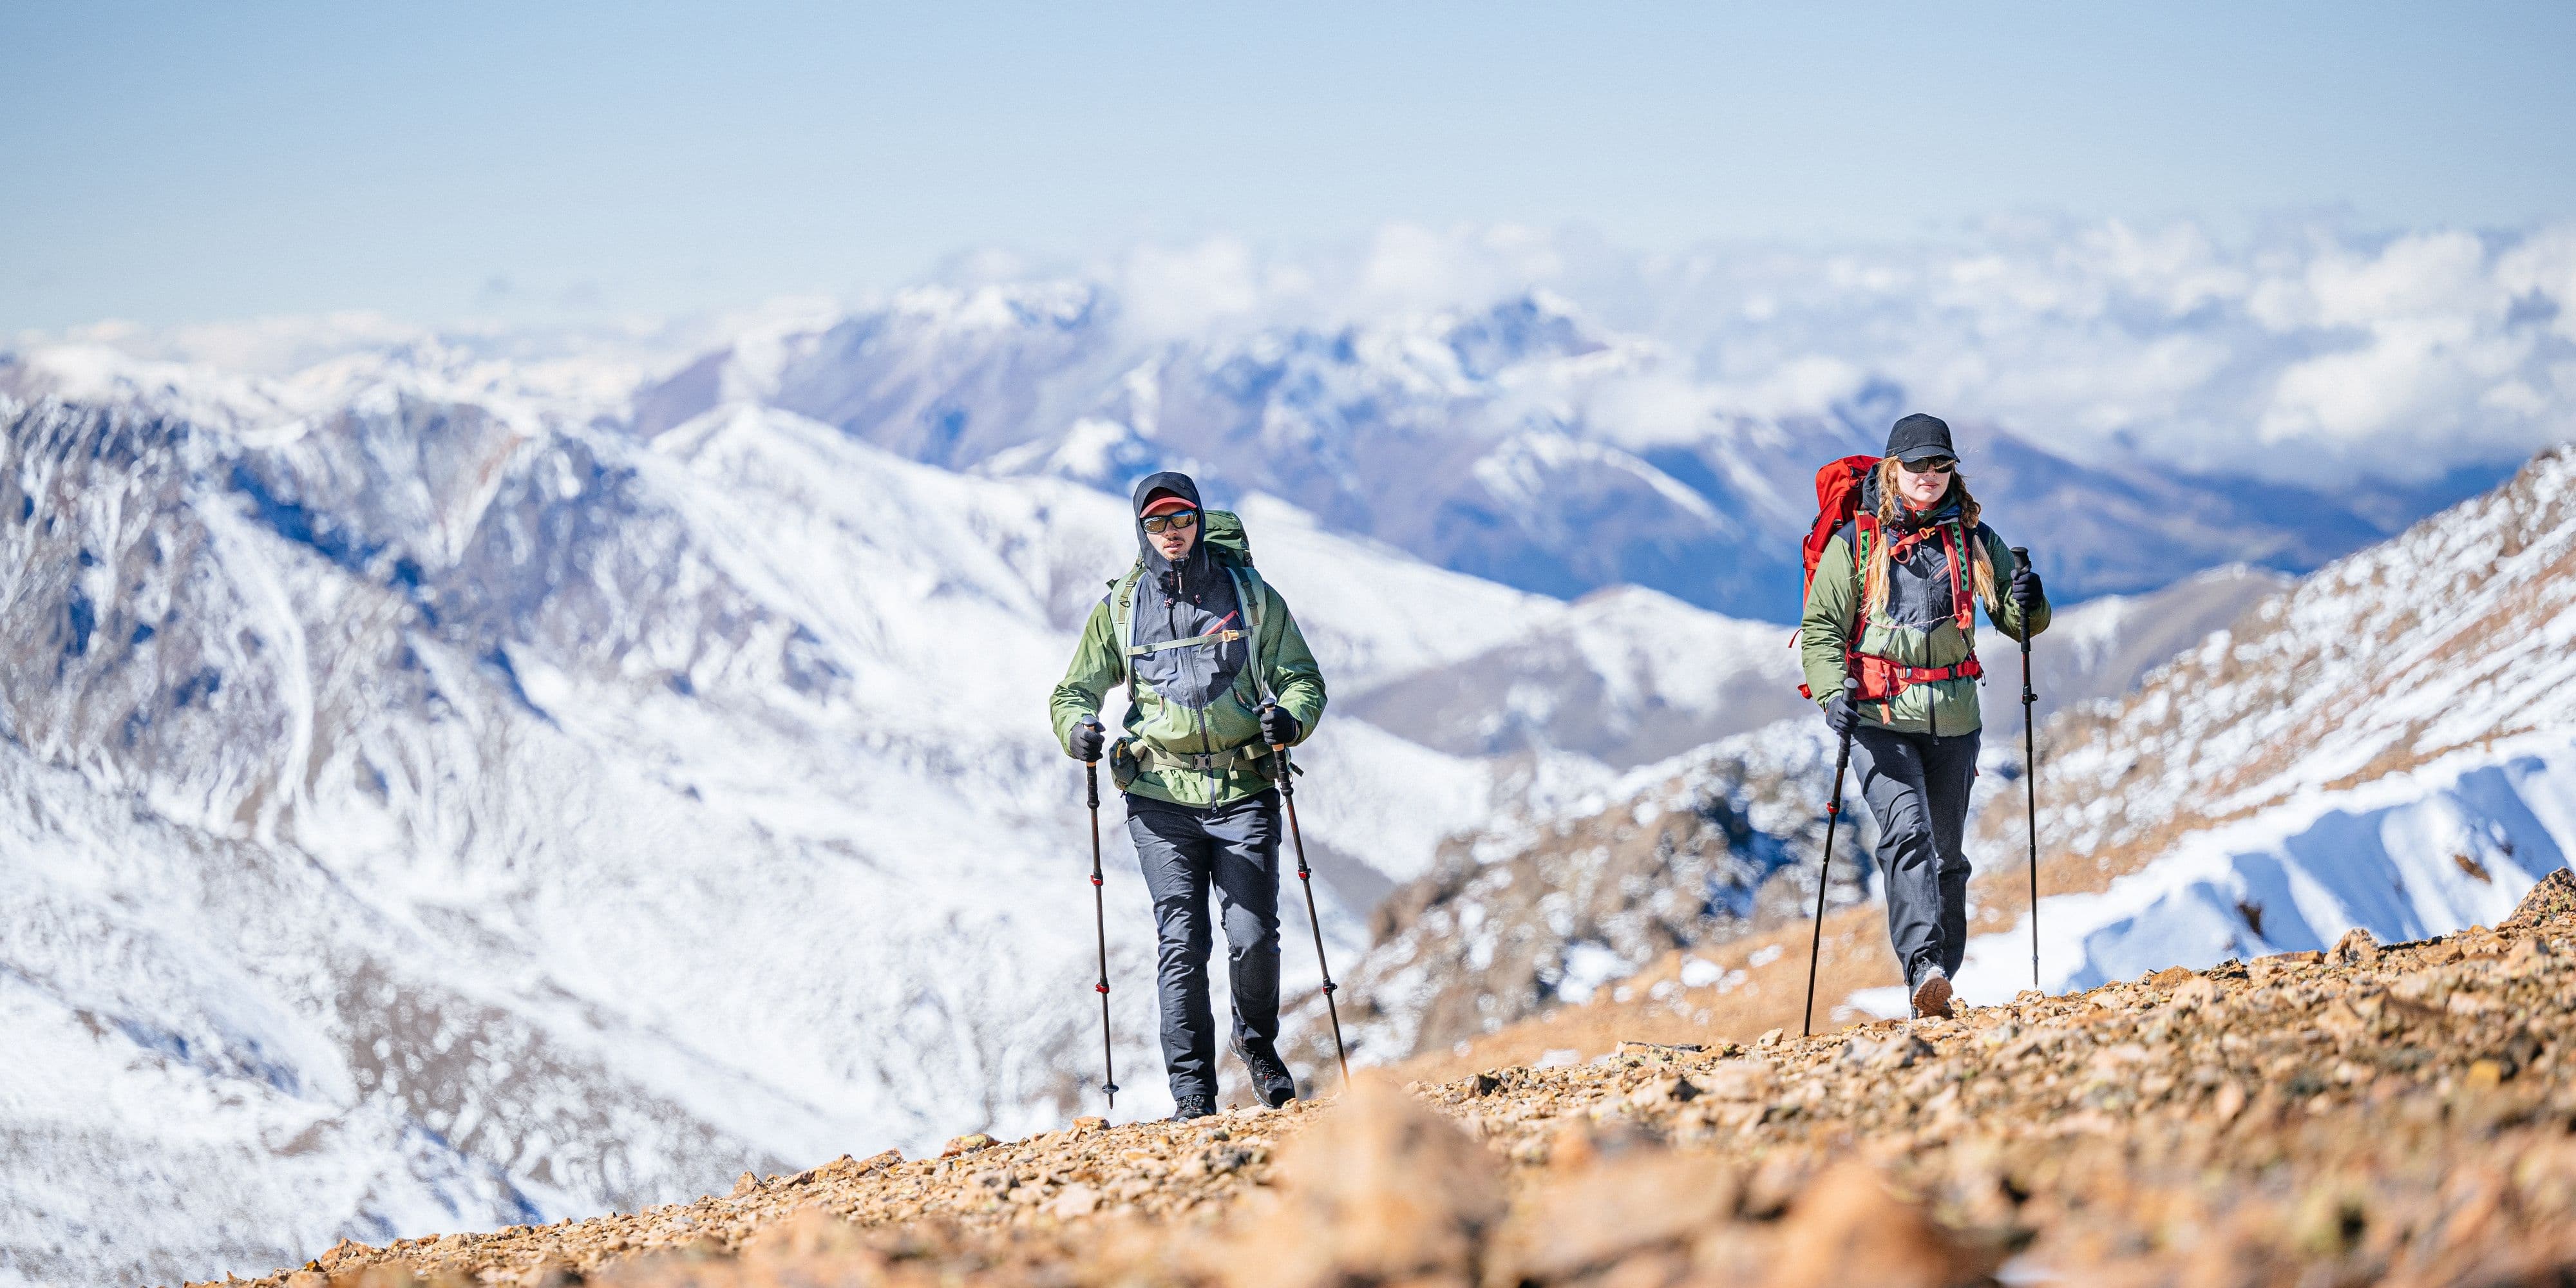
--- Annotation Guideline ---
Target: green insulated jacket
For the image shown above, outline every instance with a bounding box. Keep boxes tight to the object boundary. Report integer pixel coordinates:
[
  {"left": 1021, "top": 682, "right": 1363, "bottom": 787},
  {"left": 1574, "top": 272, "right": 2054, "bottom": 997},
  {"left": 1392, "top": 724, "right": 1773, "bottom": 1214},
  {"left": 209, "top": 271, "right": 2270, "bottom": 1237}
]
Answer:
[
  {"left": 1050, "top": 570, "right": 1326, "bottom": 806},
  {"left": 1051, "top": 476, "right": 1327, "bottom": 811},
  {"left": 1799, "top": 491, "right": 2049, "bottom": 737}
]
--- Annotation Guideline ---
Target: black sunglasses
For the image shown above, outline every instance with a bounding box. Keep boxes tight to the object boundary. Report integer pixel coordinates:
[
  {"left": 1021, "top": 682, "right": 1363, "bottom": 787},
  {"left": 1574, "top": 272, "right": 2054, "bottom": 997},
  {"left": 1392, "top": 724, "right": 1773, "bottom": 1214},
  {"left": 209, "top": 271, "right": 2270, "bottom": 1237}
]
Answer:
[
  {"left": 1898, "top": 457, "right": 1956, "bottom": 475},
  {"left": 1141, "top": 510, "right": 1200, "bottom": 534}
]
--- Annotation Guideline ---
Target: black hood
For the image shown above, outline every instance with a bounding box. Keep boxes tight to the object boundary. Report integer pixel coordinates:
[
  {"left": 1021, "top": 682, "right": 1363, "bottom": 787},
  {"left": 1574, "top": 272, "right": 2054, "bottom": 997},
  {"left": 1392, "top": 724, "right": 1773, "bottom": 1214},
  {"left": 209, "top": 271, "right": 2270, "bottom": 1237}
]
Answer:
[{"left": 1131, "top": 470, "right": 1216, "bottom": 588}]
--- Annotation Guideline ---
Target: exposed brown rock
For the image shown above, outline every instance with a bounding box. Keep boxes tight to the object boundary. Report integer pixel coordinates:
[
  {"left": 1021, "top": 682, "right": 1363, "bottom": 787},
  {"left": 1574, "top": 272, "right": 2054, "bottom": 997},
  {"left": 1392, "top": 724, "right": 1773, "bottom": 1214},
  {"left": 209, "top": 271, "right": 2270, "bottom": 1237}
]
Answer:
[
  {"left": 1208, "top": 1076, "right": 1504, "bottom": 1288},
  {"left": 209, "top": 872, "right": 2576, "bottom": 1288},
  {"left": 1762, "top": 1160, "right": 1992, "bottom": 1288}
]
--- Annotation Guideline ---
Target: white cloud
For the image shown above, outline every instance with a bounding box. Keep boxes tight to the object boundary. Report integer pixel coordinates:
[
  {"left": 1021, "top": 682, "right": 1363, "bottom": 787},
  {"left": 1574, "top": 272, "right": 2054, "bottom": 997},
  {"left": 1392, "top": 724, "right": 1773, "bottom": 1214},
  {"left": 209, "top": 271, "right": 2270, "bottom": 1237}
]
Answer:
[
  {"left": 1114, "top": 237, "right": 1264, "bottom": 341},
  {"left": 19, "top": 216, "right": 2576, "bottom": 488}
]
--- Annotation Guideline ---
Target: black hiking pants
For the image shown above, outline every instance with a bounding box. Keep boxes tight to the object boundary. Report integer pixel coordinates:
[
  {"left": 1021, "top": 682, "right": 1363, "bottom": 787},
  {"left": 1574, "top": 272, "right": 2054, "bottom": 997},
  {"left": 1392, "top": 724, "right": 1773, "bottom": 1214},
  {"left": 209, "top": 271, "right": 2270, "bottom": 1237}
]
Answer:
[
  {"left": 1126, "top": 790, "right": 1283, "bottom": 1103},
  {"left": 1850, "top": 725, "right": 1980, "bottom": 990}
]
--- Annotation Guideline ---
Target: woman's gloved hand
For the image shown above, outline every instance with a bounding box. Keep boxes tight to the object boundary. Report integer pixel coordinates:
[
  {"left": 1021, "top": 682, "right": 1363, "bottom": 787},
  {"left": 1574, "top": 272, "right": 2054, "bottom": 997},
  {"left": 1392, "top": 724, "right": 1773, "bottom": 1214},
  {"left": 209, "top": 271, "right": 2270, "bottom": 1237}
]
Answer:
[
  {"left": 1824, "top": 692, "right": 1862, "bottom": 739},
  {"left": 1070, "top": 715, "right": 1106, "bottom": 762},
  {"left": 1258, "top": 703, "right": 1301, "bottom": 747},
  {"left": 2009, "top": 558, "right": 2045, "bottom": 611}
]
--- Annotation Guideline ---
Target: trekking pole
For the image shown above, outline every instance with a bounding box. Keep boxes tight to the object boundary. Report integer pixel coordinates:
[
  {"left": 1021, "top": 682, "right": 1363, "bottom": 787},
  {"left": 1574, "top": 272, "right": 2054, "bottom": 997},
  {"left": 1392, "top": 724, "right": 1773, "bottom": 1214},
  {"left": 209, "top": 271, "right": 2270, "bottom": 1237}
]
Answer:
[
  {"left": 1083, "top": 758, "right": 1119, "bottom": 1112},
  {"left": 1803, "top": 677, "right": 1862, "bottom": 1037},
  {"left": 2012, "top": 547, "right": 2041, "bottom": 993},
  {"left": 1269, "top": 743, "right": 1350, "bottom": 1084}
]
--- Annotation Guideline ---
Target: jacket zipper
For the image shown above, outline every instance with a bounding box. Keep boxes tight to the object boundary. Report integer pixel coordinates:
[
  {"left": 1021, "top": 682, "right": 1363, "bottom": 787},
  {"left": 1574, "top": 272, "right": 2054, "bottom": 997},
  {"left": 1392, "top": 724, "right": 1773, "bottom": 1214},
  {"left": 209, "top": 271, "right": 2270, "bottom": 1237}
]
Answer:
[{"left": 1178, "top": 582, "right": 1220, "bottom": 791}]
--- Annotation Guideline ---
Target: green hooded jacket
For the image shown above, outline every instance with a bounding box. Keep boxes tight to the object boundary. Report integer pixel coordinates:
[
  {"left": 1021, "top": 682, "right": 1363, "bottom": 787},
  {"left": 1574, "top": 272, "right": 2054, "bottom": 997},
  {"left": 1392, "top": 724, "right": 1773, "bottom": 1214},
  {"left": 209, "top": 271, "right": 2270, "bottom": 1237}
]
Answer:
[
  {"left": 1799, "top": 480, "right": 2049, "bottom": 737},
  {"left": 1050, "top": 488, "right": 1327, "bottom": 808}
]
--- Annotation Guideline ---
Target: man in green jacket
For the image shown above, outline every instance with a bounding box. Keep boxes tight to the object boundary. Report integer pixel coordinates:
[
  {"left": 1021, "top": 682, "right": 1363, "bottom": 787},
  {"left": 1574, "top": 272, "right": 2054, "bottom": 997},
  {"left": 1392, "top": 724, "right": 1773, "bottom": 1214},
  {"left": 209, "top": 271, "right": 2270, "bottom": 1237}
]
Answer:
[
  {"left": 1800, "top": 414, "right": 2050, "bottom": 1019},
  {"left": 1051, "top": 471, "right": 1327, "bottom": 1119}
]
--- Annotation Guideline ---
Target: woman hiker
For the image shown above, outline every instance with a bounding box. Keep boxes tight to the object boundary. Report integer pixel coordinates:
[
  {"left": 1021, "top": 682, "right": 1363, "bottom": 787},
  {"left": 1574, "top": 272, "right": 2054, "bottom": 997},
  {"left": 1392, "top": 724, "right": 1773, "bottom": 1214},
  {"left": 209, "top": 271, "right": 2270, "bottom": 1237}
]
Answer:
[
  {"left": 1799, "top": 413, "right": 2050, "bottom": 1019},
  {"left": 1050, "top": 471, "right": 1328, "bottom": 1120}
]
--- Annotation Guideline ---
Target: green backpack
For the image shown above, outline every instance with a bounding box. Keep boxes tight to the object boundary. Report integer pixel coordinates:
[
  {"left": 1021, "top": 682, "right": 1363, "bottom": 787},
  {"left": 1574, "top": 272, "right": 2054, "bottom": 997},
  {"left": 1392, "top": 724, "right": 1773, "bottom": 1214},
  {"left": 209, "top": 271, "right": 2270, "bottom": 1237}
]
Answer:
[{"left": 1106, "top": 509, "right": 1276, "bottom": 705}]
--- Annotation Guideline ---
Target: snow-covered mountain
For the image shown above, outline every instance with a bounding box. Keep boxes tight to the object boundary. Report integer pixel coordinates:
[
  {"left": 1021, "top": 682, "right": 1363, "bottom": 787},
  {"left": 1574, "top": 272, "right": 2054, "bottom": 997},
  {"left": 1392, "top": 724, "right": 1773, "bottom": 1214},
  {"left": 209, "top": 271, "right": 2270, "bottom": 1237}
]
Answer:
[{"left": 6, "top": 217, "right": 2570, "bottom": 1288}]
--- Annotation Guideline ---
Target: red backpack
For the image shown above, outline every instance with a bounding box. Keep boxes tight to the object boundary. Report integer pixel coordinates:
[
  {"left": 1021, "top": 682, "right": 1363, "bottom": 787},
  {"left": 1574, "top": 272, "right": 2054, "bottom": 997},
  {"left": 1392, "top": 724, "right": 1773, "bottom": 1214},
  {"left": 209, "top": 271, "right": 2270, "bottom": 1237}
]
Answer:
[
  {"left": 1792, "top": 455, "right": 1878, "bottom": 699},
  {"left": 1800, "top": 454, "right": 1880, "bottom": 605}
]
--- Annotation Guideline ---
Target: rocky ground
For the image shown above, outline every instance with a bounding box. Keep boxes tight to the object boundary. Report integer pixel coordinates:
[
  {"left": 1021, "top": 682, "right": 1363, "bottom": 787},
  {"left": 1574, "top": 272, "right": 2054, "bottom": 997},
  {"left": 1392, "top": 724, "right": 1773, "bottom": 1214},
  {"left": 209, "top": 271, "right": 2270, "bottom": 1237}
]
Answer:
[{"left": 207, "top": 869, "right": 2576, "bottom": 1288}]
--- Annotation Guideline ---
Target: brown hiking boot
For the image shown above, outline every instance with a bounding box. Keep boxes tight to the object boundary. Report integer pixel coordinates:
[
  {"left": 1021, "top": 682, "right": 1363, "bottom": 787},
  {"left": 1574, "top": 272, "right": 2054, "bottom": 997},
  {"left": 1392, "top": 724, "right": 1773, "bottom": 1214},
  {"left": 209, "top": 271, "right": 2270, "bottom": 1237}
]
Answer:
[{"left": 1911, "top": 969, "right": 1954, "bottom": 1020}]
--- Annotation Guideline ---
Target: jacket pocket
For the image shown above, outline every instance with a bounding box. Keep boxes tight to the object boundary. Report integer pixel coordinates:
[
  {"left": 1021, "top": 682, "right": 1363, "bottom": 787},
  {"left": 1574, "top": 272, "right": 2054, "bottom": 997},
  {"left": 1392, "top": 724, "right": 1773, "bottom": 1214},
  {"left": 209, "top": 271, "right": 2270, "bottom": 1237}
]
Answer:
[{"left": 1110, "top": 738, "right": 1141, "bottom": 791}]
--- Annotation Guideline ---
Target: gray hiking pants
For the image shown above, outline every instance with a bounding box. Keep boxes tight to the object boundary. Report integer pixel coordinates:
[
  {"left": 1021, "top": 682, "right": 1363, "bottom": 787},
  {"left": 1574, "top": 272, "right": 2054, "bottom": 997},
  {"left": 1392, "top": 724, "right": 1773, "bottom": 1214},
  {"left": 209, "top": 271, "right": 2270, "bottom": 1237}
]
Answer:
[
  {"left": 1850, "top": 726, "right": 1980, "bottom": 990},
  {"left": 1126, "top": 790, "right": 1283, "bottom": 1103}
]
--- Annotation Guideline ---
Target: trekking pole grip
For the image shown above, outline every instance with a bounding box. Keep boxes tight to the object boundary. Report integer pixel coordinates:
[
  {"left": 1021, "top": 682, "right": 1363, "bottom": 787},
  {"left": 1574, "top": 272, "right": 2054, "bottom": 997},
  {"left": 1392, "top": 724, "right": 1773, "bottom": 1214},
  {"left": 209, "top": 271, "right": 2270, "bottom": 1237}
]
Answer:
[
  {"left": 1833, "top": 676, "right": 1860, "bottom": 773},
  {"left": 1084, "top": 758, "right": 1099, "bottom": 809}
]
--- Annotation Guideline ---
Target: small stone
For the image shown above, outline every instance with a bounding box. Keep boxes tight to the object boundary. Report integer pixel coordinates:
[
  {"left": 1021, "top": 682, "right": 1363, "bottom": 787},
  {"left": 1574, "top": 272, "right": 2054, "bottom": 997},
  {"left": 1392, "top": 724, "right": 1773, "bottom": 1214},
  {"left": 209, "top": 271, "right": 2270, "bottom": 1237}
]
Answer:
[
  {"left": 1839, "top": 1032, "right": 1932, "bottom": 1072},
  {"left": 2331, "top": 927, "right": 2381, "bottom": 965},
  {"left": 1763, "top": 1160, "right": 1995, "bottom": 1288},
  {"left": 1045, "top": 1183, "right": 1102, "bottom": 1218},
  {"left": 1699, "top": 1059, "right": 1777, "bottom": 1101},
  {"left": 2213, "top": 1081, "right": 2248, "bottom": 1124},
  {"left": 942, "top": 1133, "right": 998, "bottom": 1157},
  {"left": 730, "top": 1171, "right": 757, "bottom": 1197},
  {"left": 2467, "top": 1059, "right": 2505, "bottom": 1090},
  {"left": 1072, "top": 1115, "right": 1109, "bottom": 1132}
]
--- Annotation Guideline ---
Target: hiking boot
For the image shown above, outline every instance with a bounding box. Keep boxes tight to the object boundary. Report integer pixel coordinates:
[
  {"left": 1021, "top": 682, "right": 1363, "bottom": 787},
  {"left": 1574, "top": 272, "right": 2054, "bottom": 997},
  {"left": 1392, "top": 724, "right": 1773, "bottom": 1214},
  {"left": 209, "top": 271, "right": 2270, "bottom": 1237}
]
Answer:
[
  {"left": 1233, "top": 1037, "right": 1298, "bottom": 1108},
  {"left": 1170, "top": 1094, "right": 1217, "bottom": 1122},
  {"left": 1910, "top": 967, "right": 1955, "bottom": 1020}
]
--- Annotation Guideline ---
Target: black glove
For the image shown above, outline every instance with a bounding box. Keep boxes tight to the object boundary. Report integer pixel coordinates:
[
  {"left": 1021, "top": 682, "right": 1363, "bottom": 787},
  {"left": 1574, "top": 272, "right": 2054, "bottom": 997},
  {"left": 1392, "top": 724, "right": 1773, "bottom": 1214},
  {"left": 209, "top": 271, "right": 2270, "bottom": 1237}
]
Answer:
[
  {"left": 1070, "top": 715, "right": 1106, "bottom": 762},
  {"left": 1258, "top": 703, "right": 1301, "bottom": 747},
  {"left": 1824, "top": 692, "right": 1862, "bottom": 739},
  {"left": 2009, "top": 557, "right": 2044, "bottom": 612}
]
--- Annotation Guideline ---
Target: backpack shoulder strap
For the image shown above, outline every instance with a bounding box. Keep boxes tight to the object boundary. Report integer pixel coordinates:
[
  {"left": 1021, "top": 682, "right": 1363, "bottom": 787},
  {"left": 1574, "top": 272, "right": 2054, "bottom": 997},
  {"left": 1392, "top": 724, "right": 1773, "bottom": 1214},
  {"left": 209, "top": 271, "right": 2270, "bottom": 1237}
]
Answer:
[
  {"left": 1110, "top": 566, "right": 1143, "bottom": 695},
  {"left": 1229, "top": 564, "right": 1277, "bottom": 705}
]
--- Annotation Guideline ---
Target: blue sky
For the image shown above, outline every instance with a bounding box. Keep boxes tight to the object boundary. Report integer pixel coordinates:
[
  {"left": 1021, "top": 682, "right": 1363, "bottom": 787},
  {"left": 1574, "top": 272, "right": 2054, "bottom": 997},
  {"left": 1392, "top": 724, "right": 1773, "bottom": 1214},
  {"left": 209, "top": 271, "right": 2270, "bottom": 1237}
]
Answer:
[{"left": 5, "top": 1, "right": 2573, "bottom": 330}]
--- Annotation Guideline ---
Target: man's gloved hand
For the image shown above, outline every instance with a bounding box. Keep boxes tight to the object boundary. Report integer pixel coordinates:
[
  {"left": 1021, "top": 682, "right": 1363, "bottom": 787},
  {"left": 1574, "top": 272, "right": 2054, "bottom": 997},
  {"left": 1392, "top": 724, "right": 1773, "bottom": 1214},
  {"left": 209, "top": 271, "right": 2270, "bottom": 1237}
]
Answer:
[
  {"left": 1070, "top": 715, "right": 1106, "bottom": 762},
  {"left": 1824, "top": 692, "right": 1862, "bottom": 739},
  {"left": 2009, "top": 557, "right": 2045, "bottom": 612},
  {"left": 1258, "top": 703, "right": 1300, "bottom": 747}
]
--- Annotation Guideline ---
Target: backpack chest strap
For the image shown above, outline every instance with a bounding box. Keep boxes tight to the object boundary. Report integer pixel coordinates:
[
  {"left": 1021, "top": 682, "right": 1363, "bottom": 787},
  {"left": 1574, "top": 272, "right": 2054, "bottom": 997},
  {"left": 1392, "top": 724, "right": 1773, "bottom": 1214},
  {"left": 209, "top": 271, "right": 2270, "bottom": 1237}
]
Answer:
[
  {"left": 1857, "top": 516, "right": 1978, "bottom": 632},
  {"left": 1126, "top": 629, "right": 1247, "bottom": 658}
]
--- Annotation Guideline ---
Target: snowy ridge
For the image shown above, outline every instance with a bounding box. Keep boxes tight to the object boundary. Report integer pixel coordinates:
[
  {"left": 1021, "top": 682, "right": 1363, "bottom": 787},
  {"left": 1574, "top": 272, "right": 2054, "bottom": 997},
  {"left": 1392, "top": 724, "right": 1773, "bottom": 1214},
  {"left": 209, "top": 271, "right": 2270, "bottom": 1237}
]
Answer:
[{"left": 1880, "top": 446, "right": 2576, "bottom": 1014}]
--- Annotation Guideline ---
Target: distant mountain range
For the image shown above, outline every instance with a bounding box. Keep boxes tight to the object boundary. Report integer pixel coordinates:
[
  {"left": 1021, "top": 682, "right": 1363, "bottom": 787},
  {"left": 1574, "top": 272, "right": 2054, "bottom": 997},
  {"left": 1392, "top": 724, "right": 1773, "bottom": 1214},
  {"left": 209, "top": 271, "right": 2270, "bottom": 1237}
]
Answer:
[{"left": 625, "top": 286, "right": 2505, "bottom": 621}]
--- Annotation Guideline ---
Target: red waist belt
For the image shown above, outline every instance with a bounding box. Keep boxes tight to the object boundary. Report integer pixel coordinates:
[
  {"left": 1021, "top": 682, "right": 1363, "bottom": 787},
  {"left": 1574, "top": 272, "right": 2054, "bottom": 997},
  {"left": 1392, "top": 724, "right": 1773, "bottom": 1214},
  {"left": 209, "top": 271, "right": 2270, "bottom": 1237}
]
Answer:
[{"left": 1853, "top": 652, "right": 1982, "bottom": 701}]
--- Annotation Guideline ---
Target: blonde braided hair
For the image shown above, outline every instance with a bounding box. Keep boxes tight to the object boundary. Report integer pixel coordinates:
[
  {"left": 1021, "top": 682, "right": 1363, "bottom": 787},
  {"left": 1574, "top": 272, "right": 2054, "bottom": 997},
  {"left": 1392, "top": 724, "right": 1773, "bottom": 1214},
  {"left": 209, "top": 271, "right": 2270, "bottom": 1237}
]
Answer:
[{"left": 1863, "top": 457, "right": 1997, "bottom": 617}]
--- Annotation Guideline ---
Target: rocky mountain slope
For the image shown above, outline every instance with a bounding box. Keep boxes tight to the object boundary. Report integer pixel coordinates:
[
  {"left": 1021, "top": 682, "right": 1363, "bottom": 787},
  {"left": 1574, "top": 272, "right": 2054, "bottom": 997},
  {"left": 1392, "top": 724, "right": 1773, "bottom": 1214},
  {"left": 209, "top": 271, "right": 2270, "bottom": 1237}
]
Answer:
[
  {"left": 204, "top": 871, "right": 2576, "bottom": 1288},
  {"left": 1935, "top": 441, "right": 2576, "bottom": 1007}
]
